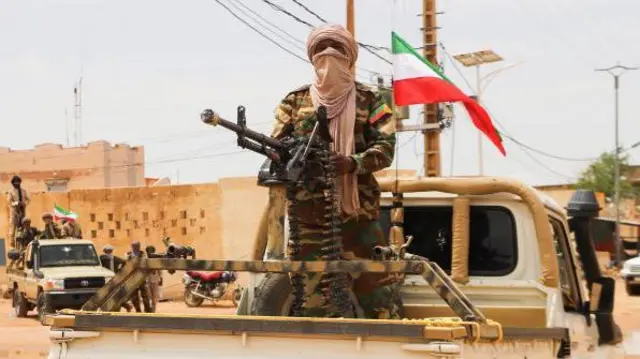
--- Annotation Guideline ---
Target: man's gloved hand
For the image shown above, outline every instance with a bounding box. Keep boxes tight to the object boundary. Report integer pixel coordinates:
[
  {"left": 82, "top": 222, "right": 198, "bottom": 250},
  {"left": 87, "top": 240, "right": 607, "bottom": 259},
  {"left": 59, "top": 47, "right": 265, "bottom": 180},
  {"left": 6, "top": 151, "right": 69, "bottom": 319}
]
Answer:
[{"left": 330, "top": 152, "right": 356, "bottom": 175}]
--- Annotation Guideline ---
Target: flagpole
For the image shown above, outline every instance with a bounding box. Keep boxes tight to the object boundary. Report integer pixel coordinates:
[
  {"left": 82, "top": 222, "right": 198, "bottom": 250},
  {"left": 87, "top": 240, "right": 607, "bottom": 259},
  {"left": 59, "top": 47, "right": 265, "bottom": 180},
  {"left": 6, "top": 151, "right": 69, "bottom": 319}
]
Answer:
[{"left": 476, "top": 65, "right": 484, "bottom": 175}]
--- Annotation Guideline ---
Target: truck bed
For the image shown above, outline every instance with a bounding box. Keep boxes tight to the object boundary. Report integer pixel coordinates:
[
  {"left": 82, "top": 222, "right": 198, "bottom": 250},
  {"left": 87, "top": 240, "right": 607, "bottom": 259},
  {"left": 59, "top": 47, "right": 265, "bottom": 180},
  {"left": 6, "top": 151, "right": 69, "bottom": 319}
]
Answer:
[{"left": 46, "top": 311, "right": 569, "bottom": 359}]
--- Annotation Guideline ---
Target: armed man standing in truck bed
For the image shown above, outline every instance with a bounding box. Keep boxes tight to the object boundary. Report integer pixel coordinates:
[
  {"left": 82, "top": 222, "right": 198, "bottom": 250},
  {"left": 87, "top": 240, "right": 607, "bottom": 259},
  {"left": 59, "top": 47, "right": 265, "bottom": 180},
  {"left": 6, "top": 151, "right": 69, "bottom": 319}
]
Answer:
[
  {"left": 271, "top": 24, "right": 397, "bottom": 319},
  {"left": 7, "top": 175, "right": 30, "bottom": 248}
]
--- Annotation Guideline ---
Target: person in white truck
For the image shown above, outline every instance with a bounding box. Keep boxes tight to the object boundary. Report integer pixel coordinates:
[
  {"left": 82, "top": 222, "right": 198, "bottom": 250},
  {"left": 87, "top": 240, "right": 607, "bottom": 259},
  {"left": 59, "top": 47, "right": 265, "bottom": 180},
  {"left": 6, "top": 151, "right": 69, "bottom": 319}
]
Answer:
[{"left": 8, "top": 239, "right": 114, "bottom": 324}]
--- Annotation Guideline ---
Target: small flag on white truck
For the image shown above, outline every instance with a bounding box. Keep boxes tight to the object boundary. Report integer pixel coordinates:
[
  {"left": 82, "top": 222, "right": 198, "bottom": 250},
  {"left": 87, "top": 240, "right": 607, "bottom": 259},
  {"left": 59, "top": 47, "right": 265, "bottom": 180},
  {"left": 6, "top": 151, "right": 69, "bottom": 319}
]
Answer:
[
  {"left": 53, "top": 204, "right": 78, "bottom": 221},
  {"left": 391, "top": 31, "right": 506, "bottom": 156}
]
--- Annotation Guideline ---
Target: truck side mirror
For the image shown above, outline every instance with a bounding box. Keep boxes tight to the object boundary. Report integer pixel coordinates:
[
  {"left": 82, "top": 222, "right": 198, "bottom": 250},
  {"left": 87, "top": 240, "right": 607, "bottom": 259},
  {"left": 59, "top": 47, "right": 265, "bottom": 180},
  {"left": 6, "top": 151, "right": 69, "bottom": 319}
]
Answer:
[{"left": 26, "top": 260, "right": 33, "bottom": 269}]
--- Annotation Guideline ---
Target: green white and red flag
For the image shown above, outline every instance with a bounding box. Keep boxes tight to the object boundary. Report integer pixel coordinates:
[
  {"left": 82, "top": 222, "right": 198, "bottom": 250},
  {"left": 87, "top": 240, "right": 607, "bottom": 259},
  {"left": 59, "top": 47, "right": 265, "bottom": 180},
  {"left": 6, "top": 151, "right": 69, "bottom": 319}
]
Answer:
[
  {"left": 53, "top": 204, "right": 78, "bottom": 221},
  {"left": 391, "top": 31, "right": 506, "bottom": 156}
]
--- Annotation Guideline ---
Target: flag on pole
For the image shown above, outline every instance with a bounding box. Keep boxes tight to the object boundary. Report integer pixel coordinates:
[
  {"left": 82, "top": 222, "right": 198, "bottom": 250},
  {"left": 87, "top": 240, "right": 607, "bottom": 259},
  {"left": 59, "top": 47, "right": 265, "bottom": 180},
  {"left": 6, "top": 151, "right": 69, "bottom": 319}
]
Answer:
[
  {"left": 53, "top": 204, "right": 78, "bottom": 221},
  {"left": 391, "top": 31, "right": 506, "bottom": 156}
]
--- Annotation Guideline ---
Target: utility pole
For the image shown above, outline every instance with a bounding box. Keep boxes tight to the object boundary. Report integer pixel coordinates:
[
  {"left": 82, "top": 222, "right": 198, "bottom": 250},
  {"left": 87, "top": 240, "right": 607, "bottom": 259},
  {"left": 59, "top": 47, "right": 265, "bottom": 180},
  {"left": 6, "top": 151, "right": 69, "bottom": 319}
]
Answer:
[
  {"left": 422, "top": 0, "right": 439, "bottom": 177},
  {"left": 347, "top": 0, "right": 355, "bottom": 76},
  {"left": 595, "top": 63, "right": 639, "bottom": 267},
  {"left": 453, "top": 49, "right": 503, "bottom": 175}
]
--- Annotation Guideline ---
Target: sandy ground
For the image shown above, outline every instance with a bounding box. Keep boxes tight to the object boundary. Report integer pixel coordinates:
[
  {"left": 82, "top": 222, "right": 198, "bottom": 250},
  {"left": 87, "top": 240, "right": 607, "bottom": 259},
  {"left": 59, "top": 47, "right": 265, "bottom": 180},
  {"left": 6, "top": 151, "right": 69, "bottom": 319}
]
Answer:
[{"left": 0, "top": 279, "right": 638, "bottom": 358}]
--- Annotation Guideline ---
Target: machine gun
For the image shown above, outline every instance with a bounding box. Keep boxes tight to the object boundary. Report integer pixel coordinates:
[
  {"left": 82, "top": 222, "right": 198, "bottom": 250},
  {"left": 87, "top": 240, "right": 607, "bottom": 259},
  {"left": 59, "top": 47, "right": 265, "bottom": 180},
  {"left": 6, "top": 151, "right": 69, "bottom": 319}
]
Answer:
[
  {"left": 146, "top": 237, "right": 196, "bottom": 274},
  {"left": 200, "top": 105, "right": 354, "bottom": 318},
  {"left": 200, "top": 105, "right": 333, "bottom": 189}
]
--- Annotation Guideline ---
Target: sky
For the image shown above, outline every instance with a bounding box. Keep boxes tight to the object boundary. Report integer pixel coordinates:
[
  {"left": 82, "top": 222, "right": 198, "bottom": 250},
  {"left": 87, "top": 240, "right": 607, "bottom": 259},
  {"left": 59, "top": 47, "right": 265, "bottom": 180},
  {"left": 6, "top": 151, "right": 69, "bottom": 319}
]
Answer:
[{"left": 1, "top": 0, "right": 639, "bottom": 186}]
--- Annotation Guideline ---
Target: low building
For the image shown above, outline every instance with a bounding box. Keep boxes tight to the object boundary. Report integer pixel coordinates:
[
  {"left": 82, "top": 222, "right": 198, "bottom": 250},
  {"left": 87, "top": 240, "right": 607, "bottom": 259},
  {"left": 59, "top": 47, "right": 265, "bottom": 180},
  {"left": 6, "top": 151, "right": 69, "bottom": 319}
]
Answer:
[{"left": 0, "top": 141, "right": 145, "bottom": 192}]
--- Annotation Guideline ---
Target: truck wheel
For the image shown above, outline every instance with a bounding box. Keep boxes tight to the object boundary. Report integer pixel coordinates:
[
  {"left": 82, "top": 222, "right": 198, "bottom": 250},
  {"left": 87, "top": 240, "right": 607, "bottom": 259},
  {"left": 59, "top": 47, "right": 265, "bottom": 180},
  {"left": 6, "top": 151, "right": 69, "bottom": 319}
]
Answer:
[
  {"left": 184, "top": 284, "right": 204, "bottom": 307},
  {"left": 37, "top": 292, "right": 53, "bottom": 325},
  {"left": 251, "top": 273, "right": 366, "bottom": 318},
  {"left": 12, "top": 290, "right": 28, "bottom": 318},
  {"left": 626, "top": 282, "right": 640, "bottom": 296}
]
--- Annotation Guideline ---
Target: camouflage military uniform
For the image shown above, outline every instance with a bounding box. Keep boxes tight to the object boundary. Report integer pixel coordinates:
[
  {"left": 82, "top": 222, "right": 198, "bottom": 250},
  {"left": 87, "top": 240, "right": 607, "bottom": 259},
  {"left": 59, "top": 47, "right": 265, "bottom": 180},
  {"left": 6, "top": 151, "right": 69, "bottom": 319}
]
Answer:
[
  {"left": 7, "top": 188, "right": 29, "bottom": 247},
  {"left": 40, "top": 222, "right": 62, "bottom": 239},
  {"left": 61, "top": 220, "right": 83, "bottom": 239},
  {"left": 272, "top": 83, "right": 397, "bottom": 318},
  {"left": 15, "top": 223, "right": 40, "bottom": 250}
]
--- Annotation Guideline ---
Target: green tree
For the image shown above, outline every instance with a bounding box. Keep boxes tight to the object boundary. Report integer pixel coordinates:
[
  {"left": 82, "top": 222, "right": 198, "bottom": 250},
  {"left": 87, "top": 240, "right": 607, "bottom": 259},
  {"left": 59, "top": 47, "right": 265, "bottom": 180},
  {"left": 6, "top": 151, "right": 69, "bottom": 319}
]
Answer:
[{"left": 576, "top": 152, "right": 636, "bottom": 199}]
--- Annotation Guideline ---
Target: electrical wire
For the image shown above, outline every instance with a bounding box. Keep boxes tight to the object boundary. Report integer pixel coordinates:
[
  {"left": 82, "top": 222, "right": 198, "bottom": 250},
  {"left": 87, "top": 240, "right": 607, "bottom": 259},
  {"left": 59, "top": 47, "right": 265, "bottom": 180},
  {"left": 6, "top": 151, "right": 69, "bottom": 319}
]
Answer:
[
  {"left": 261, "top": 0, "right": 392, "bottom": 65},
  {"left": 231, "top": 0, "right": 384, "bottom": 77},
  {"left": 215, "top": 0, "right": 382, "bottom": 84},
  {"left": 517, "top": 146, "right": 577, "bottom": 181},
  {"left": 288, "top": 0, "right": 391, "bottom": 54},
  {"left": 14, "top": 120, "right": 273, "bottom": 163},
  {"left": 438, "top": 42, "right": 600, "bottom": 163},
  {"left": 229, "top": 0, "right": 306, "bottom": 51},
  {"left": 215, "top": 0, "right": 310, "bottom": 63},
  {"left": 289, "top": 0, "right": 326, "bottom": 23}
]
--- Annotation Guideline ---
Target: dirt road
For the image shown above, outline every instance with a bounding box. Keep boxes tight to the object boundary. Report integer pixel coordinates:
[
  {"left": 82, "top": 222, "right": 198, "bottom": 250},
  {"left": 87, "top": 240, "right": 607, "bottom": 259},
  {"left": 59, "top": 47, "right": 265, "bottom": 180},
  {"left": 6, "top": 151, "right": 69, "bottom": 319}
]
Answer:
[{"left": 0, "top": 279, "right": 638, "bottom": 358}]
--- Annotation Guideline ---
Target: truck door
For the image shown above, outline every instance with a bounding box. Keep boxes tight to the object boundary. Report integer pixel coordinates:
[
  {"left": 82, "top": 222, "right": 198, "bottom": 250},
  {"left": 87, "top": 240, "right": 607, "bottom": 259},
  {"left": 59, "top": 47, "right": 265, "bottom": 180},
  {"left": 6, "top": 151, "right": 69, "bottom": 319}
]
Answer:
[
  {"left": 549, "top": 217, "right": 599, "bottom": 357},
  {"left": 24, "top": 243, "right": 38, "bottom": 299}
]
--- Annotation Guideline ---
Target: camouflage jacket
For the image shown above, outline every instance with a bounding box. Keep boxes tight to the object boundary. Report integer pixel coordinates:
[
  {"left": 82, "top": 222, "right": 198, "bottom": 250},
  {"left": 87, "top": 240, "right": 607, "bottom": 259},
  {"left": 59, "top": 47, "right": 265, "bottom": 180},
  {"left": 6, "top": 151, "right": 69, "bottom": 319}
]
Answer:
[
  {"left": 6, "top": 188, "right": 29, "bottom": 210},
  {"left": 40, "top": 222, "right": 62, "bottom": 239},
  {"left": 271, "top": 82, "right": 396, "bottom": 225},
  {"left": 62, "top": 221, "right": 82, "bottom": 239},
  {"left": 16, "top": 226, "right": 40, "bottom": 247}
]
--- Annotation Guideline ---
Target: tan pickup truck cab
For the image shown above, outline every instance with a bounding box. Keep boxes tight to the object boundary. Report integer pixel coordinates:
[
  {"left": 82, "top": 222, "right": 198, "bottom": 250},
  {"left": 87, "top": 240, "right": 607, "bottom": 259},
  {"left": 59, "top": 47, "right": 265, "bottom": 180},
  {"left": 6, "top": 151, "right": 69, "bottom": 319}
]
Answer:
[{"left": 8, "top": 239, "right": 114, "bottom": 324}]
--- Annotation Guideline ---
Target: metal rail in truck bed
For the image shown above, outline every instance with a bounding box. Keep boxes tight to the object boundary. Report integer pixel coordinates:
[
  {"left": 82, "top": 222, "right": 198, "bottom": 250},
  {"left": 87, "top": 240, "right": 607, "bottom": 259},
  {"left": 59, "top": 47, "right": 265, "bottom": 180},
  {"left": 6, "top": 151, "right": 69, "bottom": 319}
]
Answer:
[
  {"left": 82, "top": 258, "right": 485, "bottom": 322},
  {"left": 47, "top": 311, "right": 569, "bottom": 344}
]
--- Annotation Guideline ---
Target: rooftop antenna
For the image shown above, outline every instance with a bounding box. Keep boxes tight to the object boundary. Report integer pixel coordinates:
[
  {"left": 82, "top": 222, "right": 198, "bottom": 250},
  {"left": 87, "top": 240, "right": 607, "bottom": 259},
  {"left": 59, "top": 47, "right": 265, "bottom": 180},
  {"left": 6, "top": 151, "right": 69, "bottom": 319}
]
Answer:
[
  {"left": 73, "top": 76, "right": 83, "bottom": 146},
  {"left": 64, "top": 108, "right": 70, "bottom": 147}
]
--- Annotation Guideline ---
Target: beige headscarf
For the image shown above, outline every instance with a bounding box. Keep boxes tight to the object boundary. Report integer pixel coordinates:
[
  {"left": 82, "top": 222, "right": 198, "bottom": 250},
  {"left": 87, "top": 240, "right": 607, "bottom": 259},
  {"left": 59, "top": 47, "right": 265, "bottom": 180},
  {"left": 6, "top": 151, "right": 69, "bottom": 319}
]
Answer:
[{"left": 307, "top": 24, "right": 360, "bottom": 217}]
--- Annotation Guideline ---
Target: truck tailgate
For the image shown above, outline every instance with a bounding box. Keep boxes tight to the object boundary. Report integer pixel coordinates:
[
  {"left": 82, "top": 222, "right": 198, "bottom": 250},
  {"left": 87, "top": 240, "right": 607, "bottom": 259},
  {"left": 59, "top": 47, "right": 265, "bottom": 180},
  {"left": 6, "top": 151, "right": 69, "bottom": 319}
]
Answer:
[{"left": 46, "top": 312, "right": 568, "bottom": 359}]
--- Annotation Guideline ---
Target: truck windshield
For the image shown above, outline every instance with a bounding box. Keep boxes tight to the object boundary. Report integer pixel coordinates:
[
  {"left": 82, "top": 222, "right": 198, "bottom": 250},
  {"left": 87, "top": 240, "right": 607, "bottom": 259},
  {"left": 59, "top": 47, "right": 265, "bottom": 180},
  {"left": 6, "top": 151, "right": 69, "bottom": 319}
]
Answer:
[
  {"left": 380, "top": 205, "right": 517, "bottom": 276},
  {"left": 39, "top": 244, "right": 101, "bottom": 268}
]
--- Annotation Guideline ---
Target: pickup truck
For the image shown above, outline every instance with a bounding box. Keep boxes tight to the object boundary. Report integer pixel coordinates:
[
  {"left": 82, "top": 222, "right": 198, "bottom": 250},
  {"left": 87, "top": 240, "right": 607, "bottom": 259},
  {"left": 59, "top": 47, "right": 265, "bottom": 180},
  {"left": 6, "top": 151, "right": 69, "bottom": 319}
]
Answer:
[
  {"left": 8, "top": 239, "right": 114, "bottom": 324},
  {"left": 621, "top": 254, "right": 640, "bottom": 295},
  {"left": 44, "top": 177, "right": 624, "bottom": 358}
]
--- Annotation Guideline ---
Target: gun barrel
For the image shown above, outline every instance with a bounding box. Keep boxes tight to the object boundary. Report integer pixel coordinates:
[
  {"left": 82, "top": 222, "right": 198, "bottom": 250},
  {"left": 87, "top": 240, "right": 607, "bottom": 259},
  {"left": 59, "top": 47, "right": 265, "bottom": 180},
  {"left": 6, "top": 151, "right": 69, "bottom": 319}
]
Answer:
[
  {"left": 238, "top": 138, "right": 282, "bottom": 163},
  {"left": 201, "top": 109, "right": 283, "bottom": 150},
  {"left": 373, "top": 245, "right": 393, "bottom": 257}
]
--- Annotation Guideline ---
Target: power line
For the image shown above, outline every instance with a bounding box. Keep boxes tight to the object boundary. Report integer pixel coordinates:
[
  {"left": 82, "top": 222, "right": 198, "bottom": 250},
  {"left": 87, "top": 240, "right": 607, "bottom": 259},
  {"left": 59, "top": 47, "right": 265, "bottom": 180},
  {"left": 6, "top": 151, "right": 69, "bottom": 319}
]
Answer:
[
  {"left": 215, "top": 0, "right": 382, "bottom": 84},
  {"left": 262, "top": 0, "right": 314, "bottom": 27},
  {"left": 230, "top": 0, "right": 306, "bottom": 51},
  {"left": 288, "top": 0, "right": 391, "bottom": 53},
  {"left": 8, "top": 120, "right": 273, "bottom": 163},
  {"left": 517, "top": 146, "right": 577, "bottom": 181},
  {"left": 215, "top": 0, "right": 310, "bottom": 63},
  {"left": 262, "top": 0, "right": 392, "bottom": 65},
  {"left": 289, "top": 0, "right": 326, "bottom": 23},
  {"left": 439, "top": 42, "right": 600, "bottom": 163},
  {"left": 233, "top": 0, "right": 384, "bottom": 76}
]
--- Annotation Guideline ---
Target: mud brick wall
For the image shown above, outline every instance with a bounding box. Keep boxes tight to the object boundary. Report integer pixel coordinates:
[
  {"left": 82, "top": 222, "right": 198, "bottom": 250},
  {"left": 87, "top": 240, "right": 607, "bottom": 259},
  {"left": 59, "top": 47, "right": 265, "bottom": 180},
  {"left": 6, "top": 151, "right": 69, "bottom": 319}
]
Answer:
[{"left": 0, "top": 177, "right": 268, "bottom": 298}]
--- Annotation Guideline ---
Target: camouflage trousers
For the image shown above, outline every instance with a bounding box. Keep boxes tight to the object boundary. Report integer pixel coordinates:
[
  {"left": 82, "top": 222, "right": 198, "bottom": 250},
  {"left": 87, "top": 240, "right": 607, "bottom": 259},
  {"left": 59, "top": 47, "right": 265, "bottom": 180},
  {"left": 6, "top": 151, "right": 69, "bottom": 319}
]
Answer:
[
  {"left": 8, "top": 209, "right": 24, "bottom": 248},
  {"left": 130, "top": 284, "right": 152, "bottom": 313},
  {"left": 292, "top": 219, "right": 397, "bottom": 319}
]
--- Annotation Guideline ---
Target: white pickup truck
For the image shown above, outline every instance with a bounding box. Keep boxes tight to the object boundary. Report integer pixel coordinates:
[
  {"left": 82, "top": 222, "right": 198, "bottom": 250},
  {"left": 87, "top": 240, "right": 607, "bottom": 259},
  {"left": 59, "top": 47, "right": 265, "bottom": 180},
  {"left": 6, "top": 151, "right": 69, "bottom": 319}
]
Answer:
[
  {"left": 44, "top": 177, "right": 625, "bottom": 358},
  {"left": 7, "top": 239, "right": 114, "bottom": 324}
]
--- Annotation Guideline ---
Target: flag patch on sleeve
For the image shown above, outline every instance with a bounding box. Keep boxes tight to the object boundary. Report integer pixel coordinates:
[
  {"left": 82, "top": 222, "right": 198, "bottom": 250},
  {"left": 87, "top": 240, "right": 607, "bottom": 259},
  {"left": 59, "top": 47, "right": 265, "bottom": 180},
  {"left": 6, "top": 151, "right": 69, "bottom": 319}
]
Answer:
[{"left": 368, "top": 104, "right": 393, "bottom": 124}]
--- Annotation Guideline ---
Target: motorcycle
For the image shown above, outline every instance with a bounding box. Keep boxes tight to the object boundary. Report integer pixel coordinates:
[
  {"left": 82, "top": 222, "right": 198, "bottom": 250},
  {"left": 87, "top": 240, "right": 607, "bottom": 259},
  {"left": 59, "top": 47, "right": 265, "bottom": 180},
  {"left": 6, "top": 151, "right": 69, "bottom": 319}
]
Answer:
[{"left": 182, "top": 270, "right": 242, "bottom": 307}]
